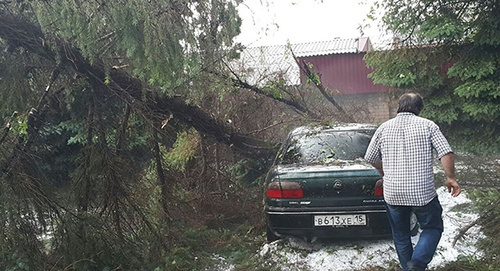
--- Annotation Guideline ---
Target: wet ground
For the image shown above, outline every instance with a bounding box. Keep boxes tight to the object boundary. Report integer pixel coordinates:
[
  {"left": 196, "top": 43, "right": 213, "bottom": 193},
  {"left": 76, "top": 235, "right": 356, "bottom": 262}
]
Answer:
[
  {"left": 215, "top": 154, "right": 498, "bottom": 271},
  {"left": 257, "top": 187, "right": 482, "bottom": 271}
]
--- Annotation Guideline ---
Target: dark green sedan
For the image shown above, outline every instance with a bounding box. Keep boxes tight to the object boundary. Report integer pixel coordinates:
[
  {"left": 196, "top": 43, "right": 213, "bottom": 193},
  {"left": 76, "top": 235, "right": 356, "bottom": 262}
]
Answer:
[{"left": 265, "top": 124, "right": 417, "bottom": 242}]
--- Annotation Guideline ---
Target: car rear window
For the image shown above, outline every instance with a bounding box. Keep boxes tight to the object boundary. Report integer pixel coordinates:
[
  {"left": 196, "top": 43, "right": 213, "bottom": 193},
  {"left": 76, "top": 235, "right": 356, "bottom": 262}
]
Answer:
[{"left": 280, "top": 130, "right": 375, "bottom": 164}]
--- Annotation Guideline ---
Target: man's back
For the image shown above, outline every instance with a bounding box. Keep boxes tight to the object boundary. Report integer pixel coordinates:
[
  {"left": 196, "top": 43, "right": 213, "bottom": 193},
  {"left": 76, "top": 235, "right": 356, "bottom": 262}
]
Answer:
[
  {"left": 364, "top": 93, "right": 460, "bottom": 271},
  {"left": 365, "top": 112, "right": 452, "bottom": 206}
]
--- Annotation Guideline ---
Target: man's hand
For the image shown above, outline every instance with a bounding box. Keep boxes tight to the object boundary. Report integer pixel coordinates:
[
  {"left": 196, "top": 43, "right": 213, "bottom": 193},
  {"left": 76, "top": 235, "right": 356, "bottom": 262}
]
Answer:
[
  {"left": 441, "top": 153, "right": 460, "bottom": 197},
  {"left": 371, "top": 160, "right": 384, "bottom": 177},
  {"left": 446, "top": 177, "right": 461, "bottom": 197}
]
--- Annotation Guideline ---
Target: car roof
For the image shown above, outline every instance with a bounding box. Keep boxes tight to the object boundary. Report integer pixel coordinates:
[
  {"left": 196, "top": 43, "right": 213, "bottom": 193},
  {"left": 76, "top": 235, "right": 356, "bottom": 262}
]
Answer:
[{"left": 289, "top": 123, "right": 378, "bottom": 137}]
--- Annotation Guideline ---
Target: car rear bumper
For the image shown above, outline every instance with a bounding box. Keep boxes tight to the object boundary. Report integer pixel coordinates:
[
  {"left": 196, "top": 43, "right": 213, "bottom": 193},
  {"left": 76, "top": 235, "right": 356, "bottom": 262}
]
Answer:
[{"left": 266, "top": 207, "right": 391, "bottom": 239}]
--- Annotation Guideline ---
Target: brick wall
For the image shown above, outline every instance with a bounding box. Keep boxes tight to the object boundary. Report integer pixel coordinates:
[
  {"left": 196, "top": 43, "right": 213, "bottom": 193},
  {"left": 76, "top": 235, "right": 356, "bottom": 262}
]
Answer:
[{"left": 333, "top": 92, "right": 396, "bottom": 124}]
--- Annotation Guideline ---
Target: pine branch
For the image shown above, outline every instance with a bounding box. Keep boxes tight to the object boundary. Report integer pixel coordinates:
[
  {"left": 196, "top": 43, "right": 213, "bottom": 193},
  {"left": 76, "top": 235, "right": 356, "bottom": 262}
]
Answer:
[
  {"left": 452, "top": 217, "right": 481, "bottom": 247},
  {"left": 452, "top": 197, "right": 500, "bottom": 247},
  {"left": 78, "top": 95, "right": 95, "bottom": 213},
  {"left": 0, "top": 111, "right": 17, "bottom": 145}
]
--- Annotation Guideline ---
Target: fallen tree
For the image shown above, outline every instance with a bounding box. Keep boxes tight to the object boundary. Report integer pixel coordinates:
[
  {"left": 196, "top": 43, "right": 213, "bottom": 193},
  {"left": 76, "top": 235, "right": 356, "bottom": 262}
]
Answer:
[
  {"left": 0, "top": 4, "right": 280, "bottom": 269},
  {"left": 0, "top": 9, "right": 278, "bottom": 159}
]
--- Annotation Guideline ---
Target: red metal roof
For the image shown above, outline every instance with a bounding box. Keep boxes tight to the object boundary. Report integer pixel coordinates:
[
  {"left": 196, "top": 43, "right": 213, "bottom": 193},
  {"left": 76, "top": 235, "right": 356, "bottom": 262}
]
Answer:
[{"left": 292, "top": 37, "right": 372, "bottom": 57}]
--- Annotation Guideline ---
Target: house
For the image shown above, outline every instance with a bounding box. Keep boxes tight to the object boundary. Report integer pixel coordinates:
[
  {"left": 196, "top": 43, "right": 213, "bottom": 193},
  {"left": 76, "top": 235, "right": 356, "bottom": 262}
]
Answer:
[{"left": 236, "top": 37, "right": 394, "bottom": 123}]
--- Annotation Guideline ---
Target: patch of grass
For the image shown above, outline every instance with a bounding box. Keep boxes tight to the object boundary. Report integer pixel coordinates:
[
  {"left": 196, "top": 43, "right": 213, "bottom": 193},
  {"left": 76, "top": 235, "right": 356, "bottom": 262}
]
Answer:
[
  {"left": 383, "top": 260, "right": 401, "bottom": 271},
  {"left": 325, "top": 247, "right": 337, "bottom": 255},
  {"left": 158, "top": 222, "right": 269, "bottom": 271},
  {"left": 470, "top": 189, "right": 500, "bottom": 260},
  {"left": 354, "top": 244, "right": 365, "bottom": 254},
  {"left": 212, "top": 224, "right": 275, "bottom": 271},
  {"left": 434, "top": 255, "right": 499, "bottom": 271}
]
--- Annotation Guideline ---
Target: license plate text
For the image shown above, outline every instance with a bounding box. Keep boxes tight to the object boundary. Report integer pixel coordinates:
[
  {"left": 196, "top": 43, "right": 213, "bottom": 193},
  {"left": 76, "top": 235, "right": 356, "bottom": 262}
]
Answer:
[{"left": 314, "top": 214, "right": 366, "bottom": 226}]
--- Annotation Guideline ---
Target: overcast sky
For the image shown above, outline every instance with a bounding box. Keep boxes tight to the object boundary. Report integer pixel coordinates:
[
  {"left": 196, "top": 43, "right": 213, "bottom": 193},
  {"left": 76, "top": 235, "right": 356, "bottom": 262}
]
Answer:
[{"left": 236, "top": 0, "right": 390, "bottom": 48}]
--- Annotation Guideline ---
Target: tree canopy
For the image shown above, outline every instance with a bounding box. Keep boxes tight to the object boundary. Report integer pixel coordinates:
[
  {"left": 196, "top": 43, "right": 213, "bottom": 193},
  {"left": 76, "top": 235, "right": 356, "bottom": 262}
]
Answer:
[
  {"left": 2, "top": 0, "right": 498, "bottom": 269},
  {"left": 2, "top": 0, "right": 355, "bottom": 268},
  {"left": 365, "top": 0, "right": 500, "bottom": 154},
  {"left": 0, "top": 1, "right": 278, "bottom": 269}
]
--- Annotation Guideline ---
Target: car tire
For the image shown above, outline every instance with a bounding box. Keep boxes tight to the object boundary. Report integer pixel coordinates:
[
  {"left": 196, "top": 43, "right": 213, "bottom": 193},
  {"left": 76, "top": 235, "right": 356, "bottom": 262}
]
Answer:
[
  {"left": 266, "top": 224, "right": 280, "bottom": 242},
  {"left": 410, "top": 212, "right": 419, "bottom": 236}
]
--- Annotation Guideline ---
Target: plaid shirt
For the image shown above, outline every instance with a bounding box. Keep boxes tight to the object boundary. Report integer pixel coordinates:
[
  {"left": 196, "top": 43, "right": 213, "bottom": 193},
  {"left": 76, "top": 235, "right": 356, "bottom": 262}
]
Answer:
[{"left": 364, "top": 112, "right": 453, "bottom": 206}]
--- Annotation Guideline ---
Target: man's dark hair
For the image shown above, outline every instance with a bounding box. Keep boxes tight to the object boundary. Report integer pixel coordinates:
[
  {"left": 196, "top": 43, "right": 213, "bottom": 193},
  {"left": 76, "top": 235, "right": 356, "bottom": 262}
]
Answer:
[{"left": 397, "top": 93, "right": 424, "bottom": 115}]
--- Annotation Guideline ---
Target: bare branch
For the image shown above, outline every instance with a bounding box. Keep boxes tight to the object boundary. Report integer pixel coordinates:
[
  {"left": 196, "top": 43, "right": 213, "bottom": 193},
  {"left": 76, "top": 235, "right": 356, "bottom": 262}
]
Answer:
[
  {"left": 115, "top": 104, "right": 131, "bottom": 151},
  {"left": 221, "top": 62, "right": 313, "bottom": 116},
  {"left": 290, "top": 48, "right": 354, "bottom": 122},
  {"left": 245, "top": 117, "right": 302, "bottom": 135},
  {"left": 452, "top": 217, "right": 481, "bottom": 247},
  {"left": 36, "top": 67, "right": 60, "bottom": 111},
  {"left": 232, "top": 76, "right": 310, "bottom": 115},
  {"left": 151, "top": 129, "right": 169, "bottom": 218}
]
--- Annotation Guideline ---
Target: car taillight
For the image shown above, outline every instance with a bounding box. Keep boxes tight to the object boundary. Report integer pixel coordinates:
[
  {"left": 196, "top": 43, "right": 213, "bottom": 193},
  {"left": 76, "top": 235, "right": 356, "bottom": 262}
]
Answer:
[
  {"left": 374, "top": 179, "right": 384, "bottom": 196},
  {"left": 266, "top": 181, "right": 304, "bottom": 199}
]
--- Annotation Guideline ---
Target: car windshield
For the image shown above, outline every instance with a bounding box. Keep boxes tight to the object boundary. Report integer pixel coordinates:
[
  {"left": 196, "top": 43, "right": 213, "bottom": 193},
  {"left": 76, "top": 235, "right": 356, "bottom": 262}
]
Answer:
[{"left": 280, "top": 130, "right": 374, "bottom": 164}]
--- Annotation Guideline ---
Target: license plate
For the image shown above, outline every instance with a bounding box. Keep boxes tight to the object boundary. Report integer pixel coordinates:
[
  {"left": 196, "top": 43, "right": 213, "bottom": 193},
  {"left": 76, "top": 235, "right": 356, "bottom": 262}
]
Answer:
[{"left": 314, "top": 214, "right": 366, "bottom": 226}]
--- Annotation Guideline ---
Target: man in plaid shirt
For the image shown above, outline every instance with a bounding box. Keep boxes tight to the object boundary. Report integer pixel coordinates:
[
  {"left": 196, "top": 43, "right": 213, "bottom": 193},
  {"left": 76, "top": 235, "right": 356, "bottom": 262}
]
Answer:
[{"left": 365, "top": 93, "right": 461, "bottom": 271}]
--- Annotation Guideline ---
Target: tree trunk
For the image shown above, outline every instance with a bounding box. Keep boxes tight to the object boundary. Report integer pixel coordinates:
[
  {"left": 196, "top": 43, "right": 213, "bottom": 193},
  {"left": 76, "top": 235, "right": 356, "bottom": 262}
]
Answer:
[{"left": 152, "top": 131, "right": 169, "bottom": 218}]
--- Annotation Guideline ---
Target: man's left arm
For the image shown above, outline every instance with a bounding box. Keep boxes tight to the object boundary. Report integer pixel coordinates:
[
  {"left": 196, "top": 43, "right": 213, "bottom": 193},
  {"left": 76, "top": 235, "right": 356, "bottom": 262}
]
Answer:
[
  {"left": 430, "top": 124, "right": 461, "bottom": 197},
  {"left": 441, "top": 152, "right": 461, "bottom": 197}
]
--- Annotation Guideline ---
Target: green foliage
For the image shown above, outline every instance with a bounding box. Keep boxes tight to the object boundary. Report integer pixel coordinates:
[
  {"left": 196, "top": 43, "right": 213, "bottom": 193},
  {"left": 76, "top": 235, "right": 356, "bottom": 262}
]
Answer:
[
  {"left": 0, "top": 51, "right": 49, "bottom": 119},
  {"left": 366, "top": 0, "right": 500, "bottom": 154},
  {"left": 15, "top": 118, "right": 28, "bottom": 137},
  {"left": 0, "top": 185, "right": 47, "bottom": 270},
  {"left": 258, "top": 76, "right": 288, "bottom": 100},
  {"left": 164, "top": 129, "right": 200, "bottom": 172},
  {"left": 376, "top": 0, "right": 487, "bottom": 44},
  {"left": 30, "top": 0, "right": 242, "bottom": 97},
  {"left": 437, "top": 255, "right": 499, "bottom": 271},
  {"left": 305, "top": 64, "right": 322, "bottom": 86},
  {"left": 0, "top": 1, "right": 264, "bottom": 270},
  {"left": 418, "top": 15, "right": 465, "bottom": 41},
  {"left": 419, "top": 92, "right": 460, "bottom": 124},
  {"left": 229, "top": 157, "right": 270, "bottom": 185},
  {"left": 58, "top": 119, "right": 88, "bottom": 145},
  {"left": 448, "top": 57, "right": 497, "bottom": 82},
  {"left": 365, "top": 48, "right": 444, "bottom": 89},
  {"left": 470, "top": 189, "right": 500, "bottom": 259},
  {"left": 437, "top": 188, "right": 500, "bottom": 270}
]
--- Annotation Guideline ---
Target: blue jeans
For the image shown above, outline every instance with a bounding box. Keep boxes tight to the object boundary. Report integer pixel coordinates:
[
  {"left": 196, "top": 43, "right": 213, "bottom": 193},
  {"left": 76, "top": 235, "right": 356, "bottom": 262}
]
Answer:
[{"left": 385, "top": 196, "right": 443, "bottom": 271}]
